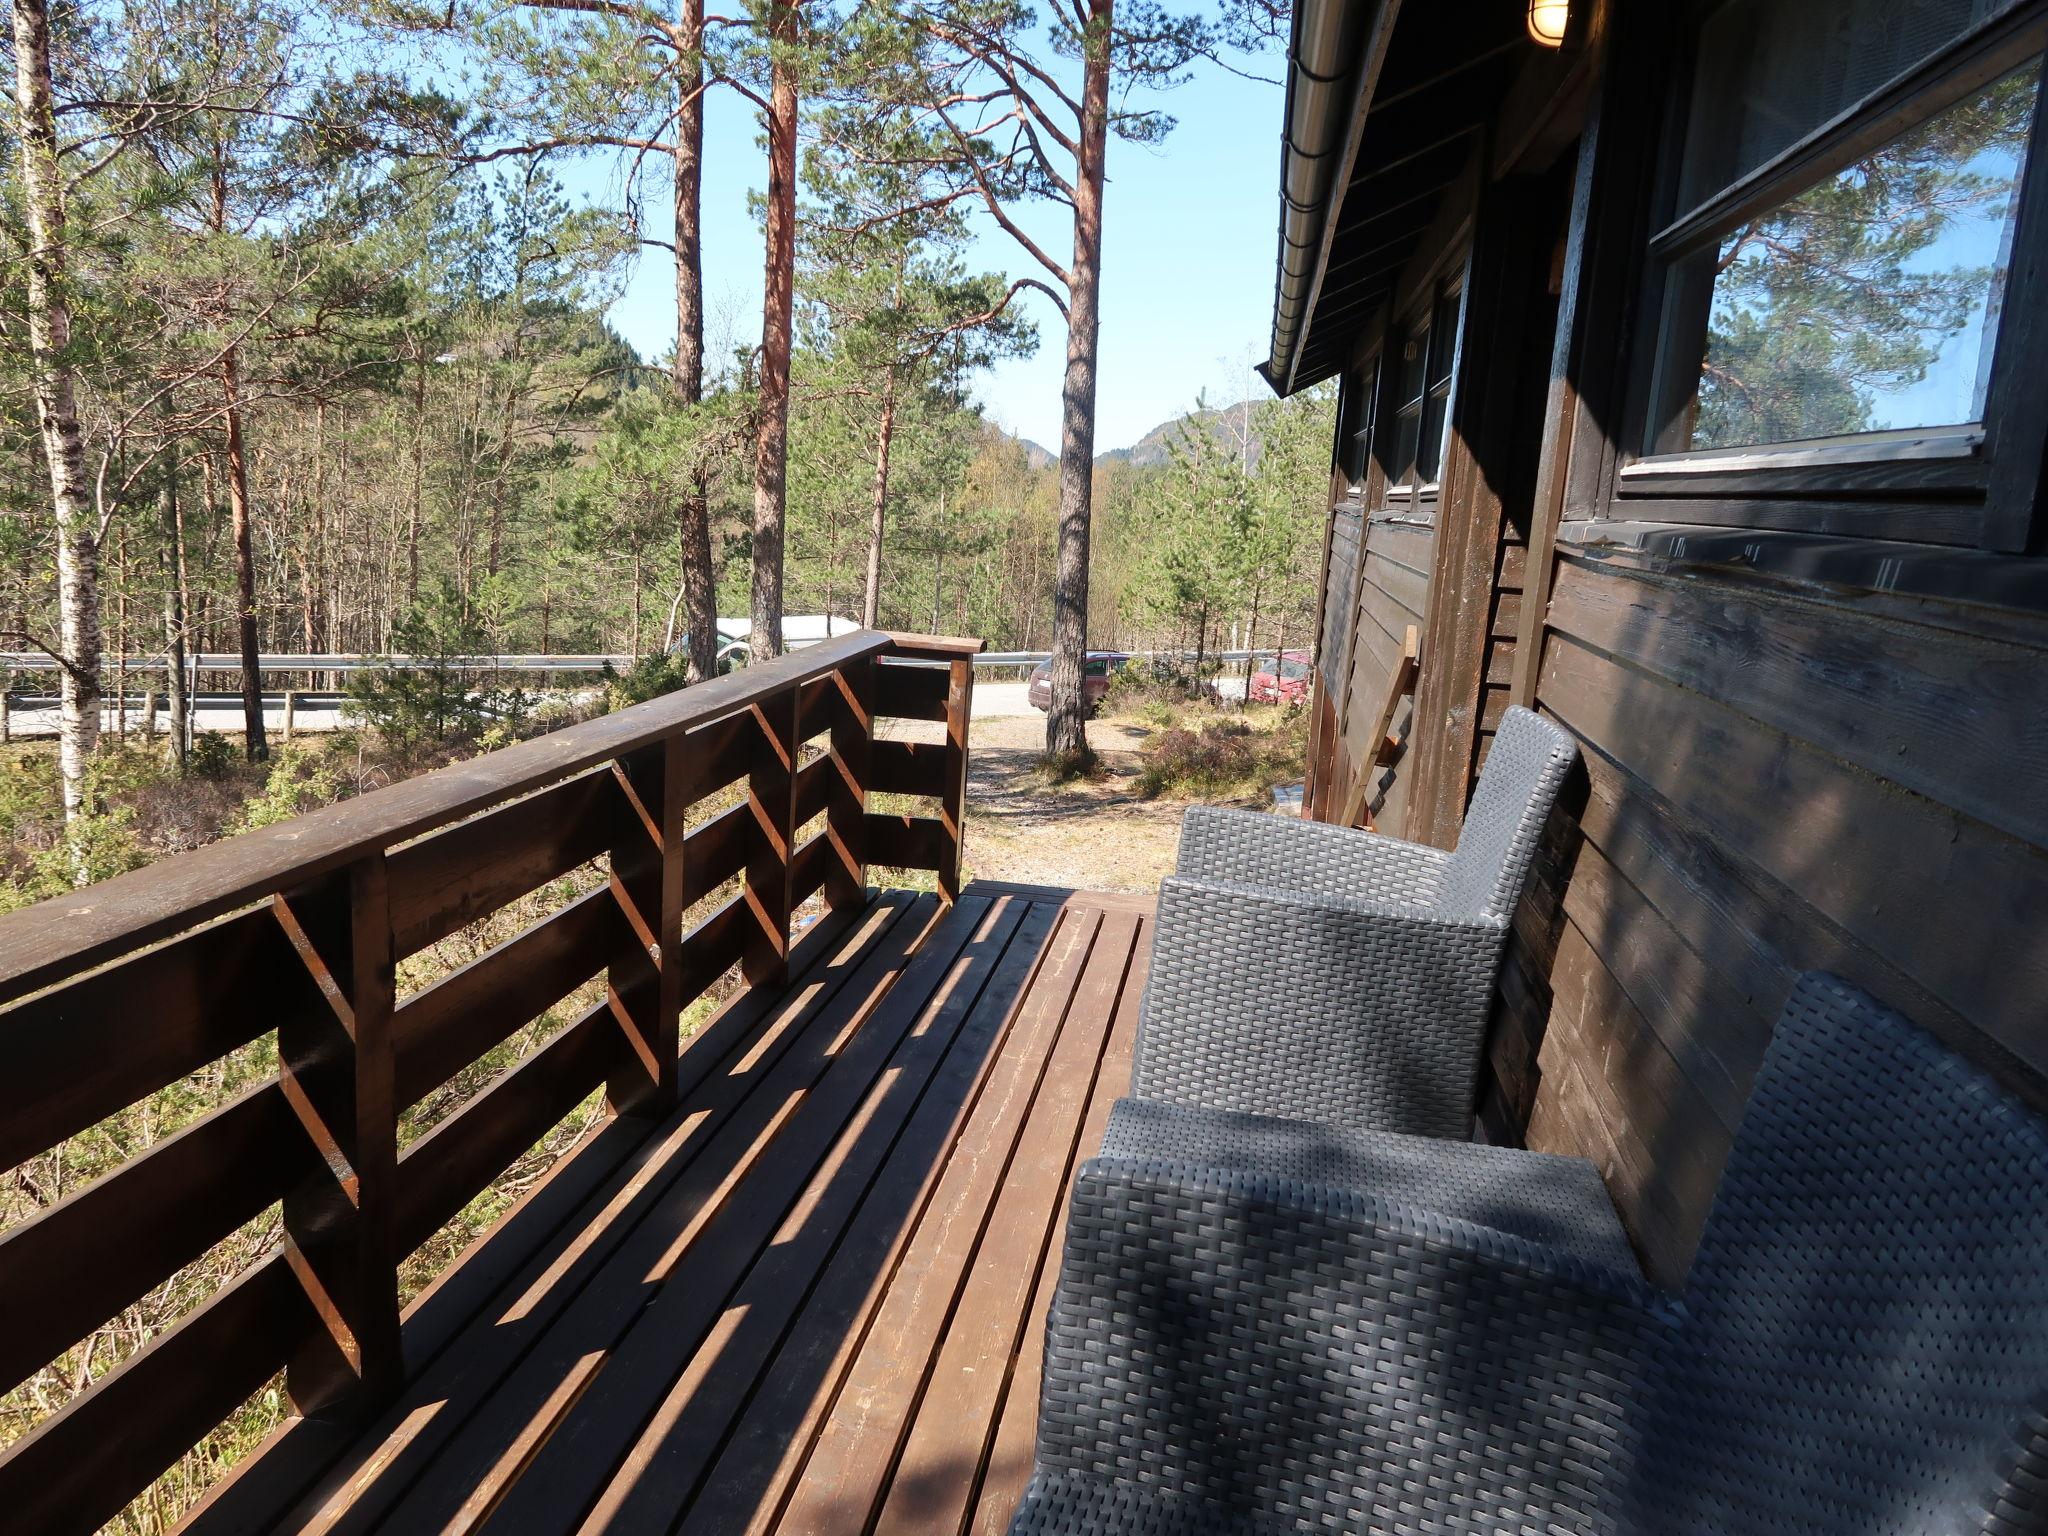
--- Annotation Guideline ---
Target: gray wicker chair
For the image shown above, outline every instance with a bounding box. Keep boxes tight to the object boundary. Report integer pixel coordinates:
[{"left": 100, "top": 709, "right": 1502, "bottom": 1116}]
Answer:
[
  {"left": 1133, "top": 705, "right": 1578, "bottom": 1141},
  {"left": 1009, "top": 974, "right": 2048, "bottom": 1536}
]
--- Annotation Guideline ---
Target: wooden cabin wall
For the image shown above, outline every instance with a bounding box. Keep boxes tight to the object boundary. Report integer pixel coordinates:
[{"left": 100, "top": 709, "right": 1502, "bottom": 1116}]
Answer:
[
  {"left": 1341, "top": 517, "right": 1432, "bottom": 835},
  {"left": 1495, "top": 554, "right": 2048, "bottom": 1284},
  {"left": 1303, "top": 508, "right": 1431, "bottom": 837},
  {"left": 1306, "top": 500, "right": 1364, "bottom": 814},
  {"left": 1302, "top": 0, "right": 2048, "bottom": 1289},
  {"left": 1485, "top": 1, "right": 2048, "bottom": 1286}
]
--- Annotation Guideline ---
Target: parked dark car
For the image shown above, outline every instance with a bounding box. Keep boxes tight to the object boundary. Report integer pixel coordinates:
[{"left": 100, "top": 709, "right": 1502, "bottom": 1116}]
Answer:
[
  {"left": 1028, "top": 652, "right": 1132, "bottom": 715},
  {"left": 1249, "top": 649, "right": 1313, "bottom": 704}
]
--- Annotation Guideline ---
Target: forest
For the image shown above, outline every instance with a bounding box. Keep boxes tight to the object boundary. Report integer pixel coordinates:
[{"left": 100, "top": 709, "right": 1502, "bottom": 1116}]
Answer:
[{"left": 4, "top": 0, "right": 1323, "bottom": 858}]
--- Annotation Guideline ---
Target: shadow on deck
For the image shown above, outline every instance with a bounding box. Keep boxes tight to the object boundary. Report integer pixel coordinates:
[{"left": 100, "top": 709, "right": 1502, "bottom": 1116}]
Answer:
[{"left": 184, "top": 881, "right": 1152, "bottom": 1536}]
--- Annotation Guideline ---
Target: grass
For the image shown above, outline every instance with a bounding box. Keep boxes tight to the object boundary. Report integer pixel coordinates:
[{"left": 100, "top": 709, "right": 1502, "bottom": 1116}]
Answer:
[
  {"left": 1123, "top": 701, "right": 1308, "bottom": 804},
  {"left": 0, "top": 705, "right": 666, "bottom": 1534}
]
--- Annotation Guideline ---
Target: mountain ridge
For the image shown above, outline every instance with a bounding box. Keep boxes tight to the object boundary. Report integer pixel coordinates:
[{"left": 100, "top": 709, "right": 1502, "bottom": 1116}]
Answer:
[{"left": 995, "top": 398, "right": 1263, "bottom": 471}]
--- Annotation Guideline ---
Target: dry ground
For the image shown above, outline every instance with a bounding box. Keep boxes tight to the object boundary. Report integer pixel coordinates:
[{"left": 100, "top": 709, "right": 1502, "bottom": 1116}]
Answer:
[{"left": 953, "top": 714, "right": 1189, "bottom": 892}]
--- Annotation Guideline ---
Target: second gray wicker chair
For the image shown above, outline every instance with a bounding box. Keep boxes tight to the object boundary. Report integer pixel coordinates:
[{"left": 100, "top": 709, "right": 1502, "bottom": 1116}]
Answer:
[
  {"left": 1133, "top": 704, "right": 1578, "bottom": 1141},
  {"left": 1009, "top": 974, "right": 2048, "bottom": 1535}
]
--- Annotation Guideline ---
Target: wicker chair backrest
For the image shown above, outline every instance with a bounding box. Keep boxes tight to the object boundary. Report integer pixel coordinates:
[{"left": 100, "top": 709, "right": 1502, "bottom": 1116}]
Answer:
[
  {"left": 1437, "top": 706, "right": 1577, "bottom": 922},
  {"left": 1635, "top": 973, "right": 2048, "bottom": 1536}
]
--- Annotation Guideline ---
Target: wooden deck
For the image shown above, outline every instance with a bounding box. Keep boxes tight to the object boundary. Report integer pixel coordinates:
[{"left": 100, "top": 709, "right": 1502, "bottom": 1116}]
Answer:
[{"left": 181, "top": 881, "right": 1151, "bottom": 1536}]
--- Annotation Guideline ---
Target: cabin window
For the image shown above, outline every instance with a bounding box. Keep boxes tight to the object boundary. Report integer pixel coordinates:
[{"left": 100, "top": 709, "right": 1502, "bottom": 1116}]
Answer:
[
  {"left": 1642, "top": 0, "right": 2045, "bottom": 464},
  {"left": 1381, "top": 275, "right": 1464, "bottom": 491},
  {"left": 1336, "top": 356, "right": 1379, "bottom": 488}
]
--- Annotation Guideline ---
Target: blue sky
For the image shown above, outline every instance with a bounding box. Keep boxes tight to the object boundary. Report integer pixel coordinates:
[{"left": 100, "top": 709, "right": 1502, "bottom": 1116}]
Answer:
[{"left": 567, "top": 43, "right": 1287, "bottom": 453}]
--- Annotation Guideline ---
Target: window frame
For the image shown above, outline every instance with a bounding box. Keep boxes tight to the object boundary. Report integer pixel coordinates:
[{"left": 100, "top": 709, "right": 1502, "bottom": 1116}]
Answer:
[
  {"left": 1615, "top": 0, "right": 2048, "bottom": 547},
  {"left": 1376, "top": 268, "right": 1467, "bottom": 504},
  {"left": 1336, "top": 355, "right": 1381, "bottom": 489}
]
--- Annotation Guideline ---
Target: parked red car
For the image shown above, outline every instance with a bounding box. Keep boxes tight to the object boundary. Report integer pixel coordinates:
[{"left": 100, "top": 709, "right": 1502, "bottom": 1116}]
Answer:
[
  {"left": 1028, "top": 652, "right": 1132, "bottom": 715},
  {"left": 1249, "top": 650, "right": 1313, "bottom": 704}
]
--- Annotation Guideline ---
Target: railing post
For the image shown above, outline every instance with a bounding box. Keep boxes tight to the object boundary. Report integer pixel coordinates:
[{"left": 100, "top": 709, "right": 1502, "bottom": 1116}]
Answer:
[
  {"left": 272, "top": 852, "right": 401, "bottom": 1418},
  {"left": 938, "top": 655, "right": 973, "bottom": 904},
  {"left": 606, "top": 733, "right": 685, "bottom": 1115},
  {"left": 826, "top": 657, "right": 872, "bottom": 911},
  {"left": 744, "top": 682, "right": 800, "bottom": 990}
]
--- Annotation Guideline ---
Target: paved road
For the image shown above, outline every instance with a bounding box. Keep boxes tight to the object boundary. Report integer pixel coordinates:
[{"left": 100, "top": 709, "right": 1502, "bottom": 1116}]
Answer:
[{"left": 2, "top": 679, "right": 1044, "bottom": 741}]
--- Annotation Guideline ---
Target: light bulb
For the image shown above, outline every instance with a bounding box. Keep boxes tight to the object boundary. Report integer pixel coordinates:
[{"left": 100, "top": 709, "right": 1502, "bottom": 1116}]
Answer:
[{"left": 1528, "top": 0, "right": 1569, "bottom": 47}]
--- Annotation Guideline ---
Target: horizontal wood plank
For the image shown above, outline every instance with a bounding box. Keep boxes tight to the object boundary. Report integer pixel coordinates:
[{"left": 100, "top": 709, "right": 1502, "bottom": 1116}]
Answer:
[
  {"left": 672, "top": 713, "right": 751, "bottom": 807},
  {"left": 396, "top": 1007, "right": 613, "bottom": 1256},
  {"left": 0, "top": 1255, "right": 309, "bottom": 1536},
  {"left": 871, "top": 739, "right": 948, "bottom": 798},
  {"left": 0, "top": 1085, "right": 307, "bottom": 1398},
  {"left": 681, "top": 800, "right": 752, "bottom": 907},
  {"left": 867, "top": 812, "right": 947, "bottom": 870},
  {"left": 793, "top": 751, "right": 834, "bottom": 829},
  {"left": 388, "top": 771, "right": 614, "bottom": 956},
  {"left": 1538, "top": 632, "right": 2048, "bottom": 1086},
  {"left": 789, "top": 832, "right": 837, "bottom": 909},
  {"left": 1548, "top": 556, "right": 2048, "bottom": 852},
  {"left": 0, "top": 906, "right": 321, "bottom": 1172},
  {"left": 873, "top": 662, "right": 948, "bottom": 722},
  {"left": 392, "top": 887, "right": 618, "bottom": 1109}
]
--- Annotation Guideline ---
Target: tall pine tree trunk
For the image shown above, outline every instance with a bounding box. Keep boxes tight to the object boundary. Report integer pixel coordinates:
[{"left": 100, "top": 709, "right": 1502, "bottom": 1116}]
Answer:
[
  {"left": 750, "top": 0, "right": 799, "bottom": 663},
  {"left": 221, "top": 350, "right": 267, "bottom": 760},
  {"left": 13, "top": 0, "right": 100, "bottom": 824},
  {"left": 159, "top": 459, "right": 189, "bottom": 773},
  {"left": 673, "top": 0, "right": 717, "bottom": 682},
  {"left": 407, "top": 348, "right": 426, "bottom": 609},
  {"left": 1046, "top": 0, "right": 1111, "bottom": 762},
  {"left": 862, "top": 369, "right": 897, "bottom": 630}
]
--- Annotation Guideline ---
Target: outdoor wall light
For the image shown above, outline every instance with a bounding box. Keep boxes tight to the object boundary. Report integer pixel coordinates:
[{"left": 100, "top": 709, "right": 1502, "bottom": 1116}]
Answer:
[{"left": 1528, "top": 0, "right": 1569, "bottom": 47}]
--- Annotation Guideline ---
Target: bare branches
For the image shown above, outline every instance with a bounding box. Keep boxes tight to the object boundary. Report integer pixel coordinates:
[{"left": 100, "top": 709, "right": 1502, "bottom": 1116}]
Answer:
[{"left": 929, "top": 100, "right": 1072, "bottom": 288}]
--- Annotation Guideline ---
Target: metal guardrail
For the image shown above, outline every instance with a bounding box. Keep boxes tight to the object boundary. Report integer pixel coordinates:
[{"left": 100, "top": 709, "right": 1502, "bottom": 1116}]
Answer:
[{"left": 1, "top": 648, "right": 1296, "bottom": 675}]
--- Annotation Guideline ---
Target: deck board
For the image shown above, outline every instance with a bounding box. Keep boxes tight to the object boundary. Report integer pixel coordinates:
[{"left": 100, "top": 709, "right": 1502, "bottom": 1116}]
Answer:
[{"left": 179, "top": 882, "right": 1148, "bottom": 1536}]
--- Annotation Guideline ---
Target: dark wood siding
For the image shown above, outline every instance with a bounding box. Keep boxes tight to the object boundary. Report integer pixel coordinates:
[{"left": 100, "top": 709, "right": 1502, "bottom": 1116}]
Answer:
[
  {"left": 1483, "top": 552, "right": 2048, "bottom": 1282},
  {"left": 1296, "top": 0, "right": 2048, "bottom": 1292},
  {"left": 1336, "top": 516, "right": 1433, "bottom": 837}
]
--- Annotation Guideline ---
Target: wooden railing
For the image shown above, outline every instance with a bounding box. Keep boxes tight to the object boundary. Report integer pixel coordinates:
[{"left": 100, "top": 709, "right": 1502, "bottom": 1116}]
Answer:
[{"left": 0, "top": 629, "right": 980, "bottom": 1533}]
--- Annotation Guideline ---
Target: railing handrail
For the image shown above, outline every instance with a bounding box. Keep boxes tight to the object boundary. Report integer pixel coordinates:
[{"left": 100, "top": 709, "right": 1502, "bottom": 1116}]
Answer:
[
  {"left": 0, "top": 630, "right": 896, "bottom": 1004},
  {"left": 0, "top": 627, "right": 982, "bottom": 1534}
]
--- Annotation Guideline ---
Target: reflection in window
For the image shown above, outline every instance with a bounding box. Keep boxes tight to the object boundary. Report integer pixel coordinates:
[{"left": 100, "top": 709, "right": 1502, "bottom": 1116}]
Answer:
[
  {"left": 1337, "top": 358, "right": 1378, "bottom": 486},
  {"left": 1416, "top": 284, "right": 1461, "bottom": 481},
  {"left": 1681, "top": 61, "right": 2038, "bottom": 452},
  {"left": 1679, "top": 0, "right": 2003, "bottom": 210},
  {"left": 1378, "top": 277, "right": 1463, "bottom": 487}
]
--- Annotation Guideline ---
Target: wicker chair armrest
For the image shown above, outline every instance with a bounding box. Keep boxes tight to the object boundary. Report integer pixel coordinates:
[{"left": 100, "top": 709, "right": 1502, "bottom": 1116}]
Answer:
[
  {"left": 1033, "top": 1155, "right": 1664, "bottom": 1535},
  {"left": 1173, "top": 806, "right": 1449, "bottom": 908},
  {"left": 1133, "top": 876, "right": 1507, "bottom": 1140}
]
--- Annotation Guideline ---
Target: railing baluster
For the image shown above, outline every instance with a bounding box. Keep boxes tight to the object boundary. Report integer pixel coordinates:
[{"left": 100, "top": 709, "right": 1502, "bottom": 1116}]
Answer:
[
  {"left": 938, "top": 655, "right": 973, "bottom": 904},
  {"left": 827, "top": 658, "right": 873, "bottom": 911},
  {"left": 0, "top": 630, "right": 990, "bottom": 1521},
  {"left": 744, "top": 683, "right": 801, "bottom": 990},
  {"left": 272, "top": 852, "right": 400, "bottom": 1417},
  {"left": 605, "top": 734, "right": 685, "bottom": 1114}
]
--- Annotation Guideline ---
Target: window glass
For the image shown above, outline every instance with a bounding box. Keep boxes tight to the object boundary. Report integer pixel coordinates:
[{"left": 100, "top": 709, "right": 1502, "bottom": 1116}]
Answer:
[
  {"left": 1679, "top": 0, "right": 2003, "bottom": 211},
  {"left": 1387, "top": 325, "right": 1428, "bottom": 483},
  {"left": 1337, "top": 359, "right": 1378, "bottom": 484},
  {"left": 1676, "top": 60, "right": 2037, "bottom": 451},
  {"left": 1417, "top": 284, "right": 1462, "bottom": 481}
]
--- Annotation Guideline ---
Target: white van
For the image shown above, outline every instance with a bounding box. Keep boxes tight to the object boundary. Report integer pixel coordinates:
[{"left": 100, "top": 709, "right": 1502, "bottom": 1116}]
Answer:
[{"left": 676, "top": 615, "right": 862, "bottom": 673}]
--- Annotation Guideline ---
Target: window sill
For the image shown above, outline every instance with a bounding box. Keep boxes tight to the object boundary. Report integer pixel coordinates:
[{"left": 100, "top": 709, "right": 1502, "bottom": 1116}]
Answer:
[
  {"left": 1617, "top": 427, "right": 1987, "bottom": 499},
  {"left": 1556, "top": 517, "right": 2048, "bottom": 617}
]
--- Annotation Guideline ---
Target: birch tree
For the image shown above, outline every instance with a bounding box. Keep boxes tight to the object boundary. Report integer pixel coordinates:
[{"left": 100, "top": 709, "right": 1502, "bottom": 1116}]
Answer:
[{"left": 10, "top": 0, "right": 100, "bottom": 821}]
